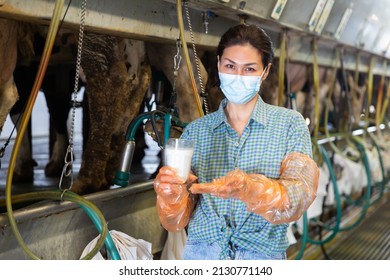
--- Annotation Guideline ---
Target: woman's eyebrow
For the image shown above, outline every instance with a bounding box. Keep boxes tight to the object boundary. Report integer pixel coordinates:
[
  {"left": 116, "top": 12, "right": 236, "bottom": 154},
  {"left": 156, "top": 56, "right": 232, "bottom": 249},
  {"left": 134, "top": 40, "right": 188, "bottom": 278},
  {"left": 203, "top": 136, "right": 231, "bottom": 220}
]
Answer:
[{"left": 222, "top": 58, "right": 259, "bottom": 66}]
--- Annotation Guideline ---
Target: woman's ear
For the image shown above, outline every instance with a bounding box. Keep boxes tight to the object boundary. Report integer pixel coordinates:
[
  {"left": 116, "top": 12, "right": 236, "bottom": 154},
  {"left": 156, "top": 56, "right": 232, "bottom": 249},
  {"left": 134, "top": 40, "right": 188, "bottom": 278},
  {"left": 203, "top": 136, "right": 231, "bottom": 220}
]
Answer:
[
  {"left": 217, "top": 55, "right": 220, "bottom": 71},
  {"left": 262, "top": 63, "right": 272, "bottom": 80}
]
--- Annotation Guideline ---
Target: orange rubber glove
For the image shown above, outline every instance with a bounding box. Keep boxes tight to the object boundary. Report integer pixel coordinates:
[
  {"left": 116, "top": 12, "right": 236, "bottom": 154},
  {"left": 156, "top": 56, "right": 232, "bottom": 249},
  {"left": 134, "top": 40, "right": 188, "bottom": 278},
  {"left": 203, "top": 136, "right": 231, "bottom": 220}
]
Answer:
[
  {"left": 153, "top": 166, "right": 198, "bottom": 232},
  {"left": 190, "top": 152, "right": 319, "bottom": 224}
]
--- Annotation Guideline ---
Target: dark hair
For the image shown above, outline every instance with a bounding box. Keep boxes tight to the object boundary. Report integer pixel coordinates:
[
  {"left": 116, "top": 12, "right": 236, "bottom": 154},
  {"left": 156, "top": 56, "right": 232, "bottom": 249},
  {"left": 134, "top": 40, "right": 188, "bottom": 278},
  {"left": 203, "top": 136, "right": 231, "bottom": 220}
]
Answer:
[{"left": 216, "top": 24, "right": 274, "bottom": 67}]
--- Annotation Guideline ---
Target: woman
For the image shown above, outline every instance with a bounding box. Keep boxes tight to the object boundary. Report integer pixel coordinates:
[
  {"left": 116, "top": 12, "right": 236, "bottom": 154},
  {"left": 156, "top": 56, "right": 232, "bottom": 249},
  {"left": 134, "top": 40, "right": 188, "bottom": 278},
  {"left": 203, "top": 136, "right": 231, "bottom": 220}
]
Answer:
[{"left": 154, "top": 24, "right": 319, "bottom": 260}]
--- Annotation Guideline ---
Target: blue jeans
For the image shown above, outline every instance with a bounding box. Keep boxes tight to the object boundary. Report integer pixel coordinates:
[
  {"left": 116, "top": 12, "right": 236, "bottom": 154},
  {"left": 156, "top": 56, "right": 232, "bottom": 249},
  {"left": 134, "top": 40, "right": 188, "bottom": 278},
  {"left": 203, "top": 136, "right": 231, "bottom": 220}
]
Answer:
[{"left": 182, "top": 240, "right": 287, "bottom": 260}]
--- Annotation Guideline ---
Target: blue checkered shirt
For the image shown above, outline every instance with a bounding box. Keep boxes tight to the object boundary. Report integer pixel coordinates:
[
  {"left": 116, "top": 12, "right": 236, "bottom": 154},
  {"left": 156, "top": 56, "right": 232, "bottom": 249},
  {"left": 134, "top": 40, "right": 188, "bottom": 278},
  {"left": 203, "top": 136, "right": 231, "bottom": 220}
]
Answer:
[{"left": 180, "top": 97, "right": 312, "bottom": 257}]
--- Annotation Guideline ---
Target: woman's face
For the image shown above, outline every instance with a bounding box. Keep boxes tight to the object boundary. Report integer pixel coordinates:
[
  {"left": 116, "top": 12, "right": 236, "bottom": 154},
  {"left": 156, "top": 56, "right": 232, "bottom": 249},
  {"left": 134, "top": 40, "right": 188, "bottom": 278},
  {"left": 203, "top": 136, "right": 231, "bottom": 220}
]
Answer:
[{"left": 218, "top": 44, "right": 265, "bottom": 76}]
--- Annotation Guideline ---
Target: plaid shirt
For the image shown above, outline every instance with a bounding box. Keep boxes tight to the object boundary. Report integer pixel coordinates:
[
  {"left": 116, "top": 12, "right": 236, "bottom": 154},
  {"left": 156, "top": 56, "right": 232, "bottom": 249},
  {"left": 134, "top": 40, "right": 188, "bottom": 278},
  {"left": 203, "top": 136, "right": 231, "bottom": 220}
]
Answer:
[{"left": 181, "top": 97, "right": 312, "bottom": 257}]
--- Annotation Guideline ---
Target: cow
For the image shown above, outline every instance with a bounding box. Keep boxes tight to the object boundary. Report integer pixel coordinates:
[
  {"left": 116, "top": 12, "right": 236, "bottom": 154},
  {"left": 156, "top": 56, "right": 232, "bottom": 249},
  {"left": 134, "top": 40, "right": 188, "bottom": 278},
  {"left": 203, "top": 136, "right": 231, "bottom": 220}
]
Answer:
[
  {"left": 1, "top": 22, "right": 80, "bottom": 183},
  {"left": 0, "top": 19, "right": 19, "bottom": 136},
  {"left": 0, "top": 19, "right": 36, "bottom": 182},
  {"left": 1, "top": 19, "right": 210, "bottom": 194},
  {"left": 70, "top": 34, "right": 209, "bottom": 194}
]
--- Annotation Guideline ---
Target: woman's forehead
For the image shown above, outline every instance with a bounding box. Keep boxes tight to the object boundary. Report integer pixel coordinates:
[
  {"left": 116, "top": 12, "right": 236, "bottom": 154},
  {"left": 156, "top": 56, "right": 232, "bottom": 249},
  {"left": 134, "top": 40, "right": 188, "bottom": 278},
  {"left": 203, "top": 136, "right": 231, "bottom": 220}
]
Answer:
[{"left": 220, "top": 44, "right": 263, "bottom": 64}]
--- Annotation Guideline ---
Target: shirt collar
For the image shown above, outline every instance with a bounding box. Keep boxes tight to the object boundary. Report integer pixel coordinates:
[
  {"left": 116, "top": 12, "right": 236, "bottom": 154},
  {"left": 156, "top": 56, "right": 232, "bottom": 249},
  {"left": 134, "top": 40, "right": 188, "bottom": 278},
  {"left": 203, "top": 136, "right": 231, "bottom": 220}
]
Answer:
[{"left": 211, "top": 97, "right": 268, "bottom": 130}]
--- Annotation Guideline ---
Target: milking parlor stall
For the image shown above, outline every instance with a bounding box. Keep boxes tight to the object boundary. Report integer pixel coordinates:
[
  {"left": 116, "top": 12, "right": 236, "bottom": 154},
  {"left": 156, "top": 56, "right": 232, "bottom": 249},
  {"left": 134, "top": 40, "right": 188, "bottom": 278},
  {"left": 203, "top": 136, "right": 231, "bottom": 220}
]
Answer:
[{"left": 1, "top": 0, "right": 390, "bottom": 260}]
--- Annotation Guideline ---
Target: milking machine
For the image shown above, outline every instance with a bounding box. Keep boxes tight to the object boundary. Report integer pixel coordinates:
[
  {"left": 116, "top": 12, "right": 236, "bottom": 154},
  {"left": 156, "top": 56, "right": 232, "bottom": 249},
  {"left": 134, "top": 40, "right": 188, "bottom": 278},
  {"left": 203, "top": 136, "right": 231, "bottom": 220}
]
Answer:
[
  {"left": 114, "top": 0, "right": 209, "bottom": 187},
  {"left": 295, "top": 133, "right": 372, "bottom": 259},
  {"left": 114, "top": 109, "right": 188, "bottom": 187},
  {"left": 291, "top": 42, "right": 390, "bottom": 259},
  {"left": 295, "top": 106, "right": 388, "bottom": 259}
]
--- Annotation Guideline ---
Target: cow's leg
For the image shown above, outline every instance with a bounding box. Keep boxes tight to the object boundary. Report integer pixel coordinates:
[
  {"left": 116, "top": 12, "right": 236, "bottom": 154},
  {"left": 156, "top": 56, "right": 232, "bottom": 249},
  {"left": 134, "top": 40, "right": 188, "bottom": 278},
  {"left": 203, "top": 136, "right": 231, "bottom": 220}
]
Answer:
[
  {"left": 42, "top": 66, "right": 72, "bottom": 177},
  {"left": 105, "top": 60, "right": 151, "bottom": 184},
  {"left": 71, "top": 69, "right": 122, "bottom": 194},
  {"left": 105, "top": 39, "right": 151, "bottom": 186},
  {"left": 70, "top": 35, "right": 138, "bottom": 194},
  {"left": 1, "top": 76, "right": 33, "bottom": 184},
  {"left": 0, "top": 77, "right": 19, "bottom": 134},
  {"left": 8, "top": 64, "right": 38, "bottom": 183},
  {"left": 9, "top": 112, "right": 34, "bottom": 183},
  {"left": 0, "top": 19, "right": 18, "bottom": 133},
  {"left": 1, "top": 76, "right": 34, "bottom": 183}
]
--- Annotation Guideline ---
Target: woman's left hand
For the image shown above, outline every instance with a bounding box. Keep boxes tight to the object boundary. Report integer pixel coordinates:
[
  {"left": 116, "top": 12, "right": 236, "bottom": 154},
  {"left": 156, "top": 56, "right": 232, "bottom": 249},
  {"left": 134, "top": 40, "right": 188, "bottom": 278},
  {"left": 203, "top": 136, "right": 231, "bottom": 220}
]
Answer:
[{"left": 190, "top": 169, "right": 255, "bottom": 199}]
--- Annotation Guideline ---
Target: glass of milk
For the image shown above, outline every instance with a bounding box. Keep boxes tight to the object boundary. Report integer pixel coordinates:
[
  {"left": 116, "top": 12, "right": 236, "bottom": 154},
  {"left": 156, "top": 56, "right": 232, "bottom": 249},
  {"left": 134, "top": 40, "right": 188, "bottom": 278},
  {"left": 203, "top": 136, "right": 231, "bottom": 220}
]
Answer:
[{"left": 163, "top": 138, "right": 195, "bottom": 181}]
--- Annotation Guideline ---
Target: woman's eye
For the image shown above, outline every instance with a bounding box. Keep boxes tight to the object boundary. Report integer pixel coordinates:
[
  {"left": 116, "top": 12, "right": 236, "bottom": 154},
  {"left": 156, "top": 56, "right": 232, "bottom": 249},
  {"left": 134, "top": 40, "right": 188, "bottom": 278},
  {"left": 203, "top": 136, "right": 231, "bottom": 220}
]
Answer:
[
  {"left": 225, "top": 64, "right": 235, "bottom": 69},
  {"left": 244, "top": 67, "right": 256, "bottom": 72}
]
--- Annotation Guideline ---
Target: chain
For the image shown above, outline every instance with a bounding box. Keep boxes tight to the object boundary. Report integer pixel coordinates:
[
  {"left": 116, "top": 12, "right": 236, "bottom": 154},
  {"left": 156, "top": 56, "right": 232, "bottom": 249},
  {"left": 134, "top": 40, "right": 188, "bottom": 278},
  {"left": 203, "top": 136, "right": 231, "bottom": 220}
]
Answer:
[
  {"left": 170, "top": 39, "right": 182, "bottom": 113},
  {"left": 59, "top": 0, "right": 87, "bottom": 191},
  {"left": 184, "top": 1, "right": 209, "bottom": 115}
]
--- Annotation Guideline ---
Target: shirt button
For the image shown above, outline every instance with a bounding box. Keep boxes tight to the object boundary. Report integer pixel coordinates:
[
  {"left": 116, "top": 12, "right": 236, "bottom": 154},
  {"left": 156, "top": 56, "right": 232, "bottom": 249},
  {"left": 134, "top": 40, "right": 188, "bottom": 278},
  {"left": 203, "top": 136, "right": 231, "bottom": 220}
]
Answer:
[{"left": 235, "top": 142, "right": 239, "bottom": 146}]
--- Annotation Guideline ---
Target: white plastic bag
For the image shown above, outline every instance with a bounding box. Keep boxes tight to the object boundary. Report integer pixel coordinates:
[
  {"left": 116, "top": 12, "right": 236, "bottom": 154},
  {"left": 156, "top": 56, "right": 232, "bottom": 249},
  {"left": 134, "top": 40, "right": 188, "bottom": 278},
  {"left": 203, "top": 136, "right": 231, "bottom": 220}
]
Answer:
[
  {"left": 160, "top": 229, "right": 187, "bottom": 260},
  {"left": 80, "top": 230, "right": 153, "bottom": 260}
]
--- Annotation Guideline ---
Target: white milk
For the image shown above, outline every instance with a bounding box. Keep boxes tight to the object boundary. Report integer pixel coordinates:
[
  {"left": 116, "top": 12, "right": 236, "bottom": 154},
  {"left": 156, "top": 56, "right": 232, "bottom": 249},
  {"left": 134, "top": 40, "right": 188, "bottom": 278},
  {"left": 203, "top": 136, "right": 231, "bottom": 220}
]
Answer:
[{"left": 164, "top": 147, "right": 194, "bottom": 180}]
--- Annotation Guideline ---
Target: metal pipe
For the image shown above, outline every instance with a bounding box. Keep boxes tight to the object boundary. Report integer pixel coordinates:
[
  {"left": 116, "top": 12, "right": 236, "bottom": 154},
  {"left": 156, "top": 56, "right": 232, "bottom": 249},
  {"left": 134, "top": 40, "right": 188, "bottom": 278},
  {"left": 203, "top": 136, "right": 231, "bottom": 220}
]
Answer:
[
  {"left": 114, "top": 140, "right": 136, "bottom": 187},
  {"left": 118, "top": 141, "right": 136, "bottom": 173}
]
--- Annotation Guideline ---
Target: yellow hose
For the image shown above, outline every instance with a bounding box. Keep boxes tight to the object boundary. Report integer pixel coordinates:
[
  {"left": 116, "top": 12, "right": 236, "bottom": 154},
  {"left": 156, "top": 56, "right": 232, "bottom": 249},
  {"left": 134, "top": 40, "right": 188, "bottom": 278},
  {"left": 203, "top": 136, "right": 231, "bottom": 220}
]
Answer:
[
  {"left": 365, "top": 56, "right": 375, "bottom": 128},
  {"left": 176, "top": 0, "right": 204, "bottom": 117},
  {"left": 323, "top": 49, "right": 343, "bottom": 154},
  {"left": 380, "top": 79, "right": 390, "bottom": 124},
  {"left": 4, "top": 0, "right": 112, "bottom": 260},
  {"left": 4, "top": 0, "right": 84, "bottom": 260},
  {"left": 278, "top": 30, "right": 287, "bottom": 107},
  {"left": 312, "top": 38, "right": 320, "bottom": 138},
  {"left": 351, "top": 51, "right": 360, "bottom": 102},
  {"left": 375, "top": 60, "right": 387, "bottom": 136},
  {"left": 5, "top": 0, "right": 64, "bottom": 259},
  {"left": 320, "top": 48, "right": 358, "bottom": 161},
  {"left": 5, "top": 191, "right": 108, "bottom": 260}
]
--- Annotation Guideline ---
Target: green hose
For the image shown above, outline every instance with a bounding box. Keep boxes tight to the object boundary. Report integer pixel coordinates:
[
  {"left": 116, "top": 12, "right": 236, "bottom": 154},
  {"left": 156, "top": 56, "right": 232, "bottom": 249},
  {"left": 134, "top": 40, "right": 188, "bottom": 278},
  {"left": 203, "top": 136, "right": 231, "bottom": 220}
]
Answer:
[
  {"left": 309, "top": 144, "right": 342, "bottom": 244},
  {"left": 314, "top": 136, "right": 372, "bottom": 233},
  {"left": 6, "top": 191, "right": 109, "bottom": 259},
  {"left": 294, "top": 212, "right": 309, "bottom": 260},
  {"left": 294, "top": 143, "right": 341, "bottom": 259},
  {"left": 366, "top": 132, "right": 387, "bottom": 204},
  {"left": 295, "top": 133, "right": 377, "bottom": 258},
  {"left": 337, "top": 135, "right": 371, "bottom": 231},
  {"left": 77, "top": 202, "right": 121, "bottom": 260}
]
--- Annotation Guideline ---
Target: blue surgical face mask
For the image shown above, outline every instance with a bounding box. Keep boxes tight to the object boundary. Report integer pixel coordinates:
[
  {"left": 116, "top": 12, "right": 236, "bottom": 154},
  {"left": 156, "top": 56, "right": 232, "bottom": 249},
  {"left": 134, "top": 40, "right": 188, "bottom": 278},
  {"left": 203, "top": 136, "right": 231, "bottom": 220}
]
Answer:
[{"left": 218, "top": 67, "right": 267, "bottom": 104}]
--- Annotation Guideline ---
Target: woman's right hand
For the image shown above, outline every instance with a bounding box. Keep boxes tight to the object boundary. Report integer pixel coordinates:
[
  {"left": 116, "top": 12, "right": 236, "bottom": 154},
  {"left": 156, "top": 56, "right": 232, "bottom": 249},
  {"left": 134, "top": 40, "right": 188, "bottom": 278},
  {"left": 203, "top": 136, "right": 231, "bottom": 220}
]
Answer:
[
  {"left": 154, "top": 166, "right": 188, "bottom": 204},
  {"left": 153, "top": 166, "right": 197, "bottom": 231}
]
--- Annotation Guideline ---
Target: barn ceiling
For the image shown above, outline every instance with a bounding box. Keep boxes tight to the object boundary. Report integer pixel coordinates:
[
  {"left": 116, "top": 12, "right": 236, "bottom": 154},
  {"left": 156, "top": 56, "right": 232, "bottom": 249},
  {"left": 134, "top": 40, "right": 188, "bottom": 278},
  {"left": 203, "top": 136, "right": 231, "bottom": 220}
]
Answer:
[{"left": 1, "top": 0, "right": 390, "bottom": 75}]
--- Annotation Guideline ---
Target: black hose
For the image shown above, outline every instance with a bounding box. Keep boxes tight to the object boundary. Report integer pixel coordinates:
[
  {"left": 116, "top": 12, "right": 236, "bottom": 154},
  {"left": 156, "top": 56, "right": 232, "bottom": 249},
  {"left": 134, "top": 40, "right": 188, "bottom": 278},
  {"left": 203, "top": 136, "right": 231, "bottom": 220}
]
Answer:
[{"left": 150, "top": 110, "right": 165, "bottom": 148}]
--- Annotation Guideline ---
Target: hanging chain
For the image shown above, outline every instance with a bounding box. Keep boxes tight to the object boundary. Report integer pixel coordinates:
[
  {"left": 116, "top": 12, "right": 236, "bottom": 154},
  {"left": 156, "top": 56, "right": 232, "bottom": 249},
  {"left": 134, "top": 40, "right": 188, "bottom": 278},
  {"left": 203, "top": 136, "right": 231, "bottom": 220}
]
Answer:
[
  {"left": 183, "top": 1, "right": 209, "bottom": 115},
  {"left": 169, "top": 39, "right": 182, "bottom": 115},
  {"left": 59, "top": 0, "right": 87, "bottom": 191}
]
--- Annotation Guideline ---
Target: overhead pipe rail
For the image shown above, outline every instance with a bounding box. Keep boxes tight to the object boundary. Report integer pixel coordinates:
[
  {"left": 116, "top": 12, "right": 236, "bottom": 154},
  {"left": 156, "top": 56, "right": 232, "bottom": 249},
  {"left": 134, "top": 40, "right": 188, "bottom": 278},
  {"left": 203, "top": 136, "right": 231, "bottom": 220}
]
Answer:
[{"left": 1, "top": 0, "right": 390, "bottom": 75}]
